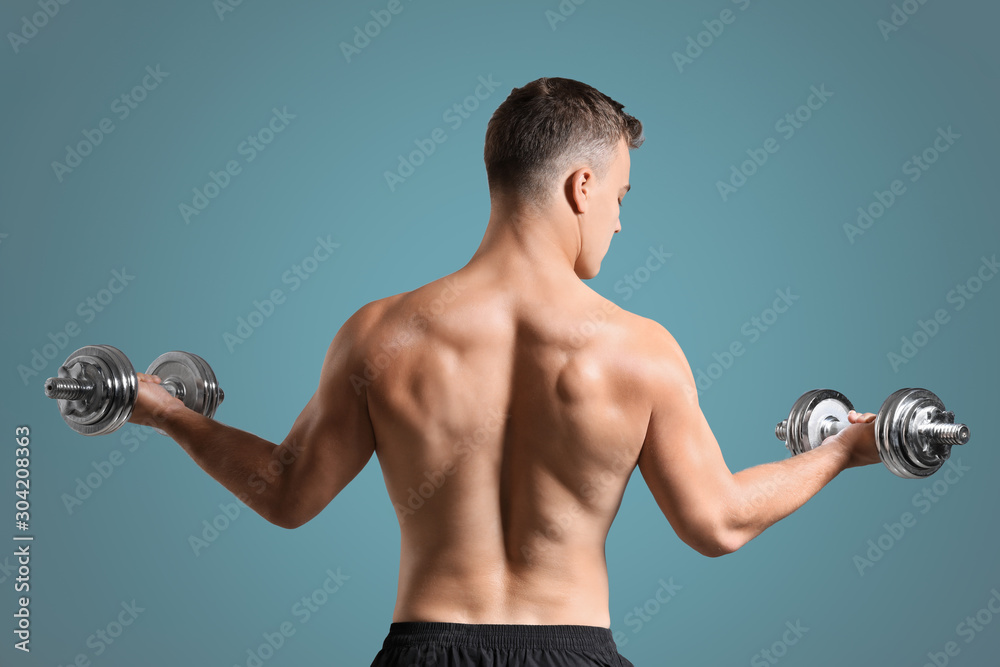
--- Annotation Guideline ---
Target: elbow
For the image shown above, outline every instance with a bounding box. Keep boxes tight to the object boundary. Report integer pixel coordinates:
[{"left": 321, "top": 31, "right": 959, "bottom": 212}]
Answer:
[
  {"left": 256, "top": 504, "right": 299, "bottom": 529},
  {"left": 268, "top": 514, "right": 305, "bottom": 530},
  {"left": 234, "top": 478, "right": 308, "bottom": 528},
  {"left": 258, "top": 481, "right": 320, "bottom": 529},
  {"left": 677, "top": 519, "right": 748, "bottom": 558},
  {"left": 269, "top": 505, "right": 317, "bottom": 530},
  {"left": 263, "top": 499, "right": 311, "bottom": 530},
  {"left": 684, "top": 534, "right": 740, "bottom": 558},
  {"left": 694, "top": 532, "right": 744, "bottom": 558}
]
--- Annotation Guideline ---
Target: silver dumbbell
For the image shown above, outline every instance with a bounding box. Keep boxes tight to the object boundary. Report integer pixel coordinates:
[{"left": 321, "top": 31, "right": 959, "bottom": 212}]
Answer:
[
  {"left": 775, "top": 388, "right": 970, "bottom": 478},
  {"left": 43, "top": 345, "right": 224, "bottom": 436}
]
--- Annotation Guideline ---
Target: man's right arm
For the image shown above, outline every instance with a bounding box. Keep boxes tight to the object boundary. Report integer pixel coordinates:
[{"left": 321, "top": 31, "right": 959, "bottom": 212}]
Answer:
[{"left": 635, "top": 321, "right": 880, "bottom": 557}]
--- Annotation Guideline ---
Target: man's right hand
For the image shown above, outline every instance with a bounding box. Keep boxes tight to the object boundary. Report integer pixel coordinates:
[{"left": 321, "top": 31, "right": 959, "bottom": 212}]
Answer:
[
  {"left": 128, "top": 372, "right": 185, "bottom": 430},
  {"left": 828, "top": 410, "right": 880, "bottom": 469}
]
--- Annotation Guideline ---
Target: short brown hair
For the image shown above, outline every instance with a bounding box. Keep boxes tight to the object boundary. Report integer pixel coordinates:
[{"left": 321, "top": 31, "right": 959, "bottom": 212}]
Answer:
[{"left": 483, "top": 77, "right": 644, "bottom": 206}]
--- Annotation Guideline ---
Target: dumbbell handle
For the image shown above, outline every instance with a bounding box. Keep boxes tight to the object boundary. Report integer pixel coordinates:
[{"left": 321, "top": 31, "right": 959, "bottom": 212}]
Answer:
[
  {"left": 775, "top": 416, "right": 847, "bottom": 443},
  {"left": 775, "top": 414, "right": 970, "bottom": 447},
  {"left": 44, "top": 375, "right": 187, "bottom": 401}
]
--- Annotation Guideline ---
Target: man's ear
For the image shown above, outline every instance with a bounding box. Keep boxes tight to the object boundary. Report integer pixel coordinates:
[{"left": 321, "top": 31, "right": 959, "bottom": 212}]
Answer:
[{"left": 565, "top": 167, "right": 592, "bottom": 215}]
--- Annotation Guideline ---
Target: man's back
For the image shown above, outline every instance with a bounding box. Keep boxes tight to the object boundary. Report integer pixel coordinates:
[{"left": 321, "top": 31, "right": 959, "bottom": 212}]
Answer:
[
  {"left": 360, "top": 261, "right": 657, "bottom": 626},
  {"left": 124, "top": 76, "right": 882, "bottom": 667}
]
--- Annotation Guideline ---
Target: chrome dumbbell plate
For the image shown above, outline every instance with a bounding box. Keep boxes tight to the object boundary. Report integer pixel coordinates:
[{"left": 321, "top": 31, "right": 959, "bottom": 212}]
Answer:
[
  {"left": 47, "top": 345, "right": 138, "bottom": 436},
  {"left": 145, "top": 351, "right": 224, "bottom": 420},
  {"left": 779, "top": 389, "right": 854, "bottom": 456},
  {"left": 876, "top": 388, "right": 970, "bottom": 479}
]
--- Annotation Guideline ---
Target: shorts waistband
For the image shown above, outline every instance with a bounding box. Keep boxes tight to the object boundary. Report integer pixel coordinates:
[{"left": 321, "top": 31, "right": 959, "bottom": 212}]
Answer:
[{"left": 382, "top": 622, "right": 617, "bottom": 652}]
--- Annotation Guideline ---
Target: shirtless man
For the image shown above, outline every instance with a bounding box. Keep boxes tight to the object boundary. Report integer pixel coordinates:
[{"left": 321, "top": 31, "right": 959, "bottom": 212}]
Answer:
[{"left": 129, "top": 77, "right": 882, "bottom": 667}]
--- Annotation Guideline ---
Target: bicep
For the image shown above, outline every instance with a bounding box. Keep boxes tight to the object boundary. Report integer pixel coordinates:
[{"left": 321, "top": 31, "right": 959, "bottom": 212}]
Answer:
[
  {"left": 636, "top": 331, "right": 735, "bottom": 554},
  {"left": 273, "top": 310, "right": 377, "bottom": 526}
]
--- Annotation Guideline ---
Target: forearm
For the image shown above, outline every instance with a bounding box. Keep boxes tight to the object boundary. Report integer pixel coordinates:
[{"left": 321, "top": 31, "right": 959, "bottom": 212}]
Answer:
[
  {"left": 722, "top": 440, "right": 852, "bottom": 550},
  {"left": 159, "top": 405, "right": 292, "bottom": 527}
]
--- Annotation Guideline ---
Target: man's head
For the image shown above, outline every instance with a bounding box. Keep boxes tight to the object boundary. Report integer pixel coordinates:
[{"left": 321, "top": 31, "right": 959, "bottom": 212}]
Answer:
[{"left": 483, "top": 77, "right": 644, "bottom": 279}]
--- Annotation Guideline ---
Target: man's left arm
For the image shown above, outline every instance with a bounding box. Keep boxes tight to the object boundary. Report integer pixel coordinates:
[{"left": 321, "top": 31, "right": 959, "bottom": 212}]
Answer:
[{"left": 131, "top": 305, "right": 378, "bottom": 528}]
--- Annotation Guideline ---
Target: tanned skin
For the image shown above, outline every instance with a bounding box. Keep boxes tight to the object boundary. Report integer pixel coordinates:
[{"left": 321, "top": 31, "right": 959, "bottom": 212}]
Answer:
[{"left": 129, "top": 138, "right": 881, "bottom": 627}]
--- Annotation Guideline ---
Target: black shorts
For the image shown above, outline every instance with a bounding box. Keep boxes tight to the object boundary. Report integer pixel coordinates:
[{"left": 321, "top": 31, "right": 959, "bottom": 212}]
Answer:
[{"left": 370, "top": 621, "right": 635, "bottom": 666}]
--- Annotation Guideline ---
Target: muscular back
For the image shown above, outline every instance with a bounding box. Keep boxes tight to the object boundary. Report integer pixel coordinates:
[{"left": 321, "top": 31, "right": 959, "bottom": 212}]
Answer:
[{"left": 358, "top": 264, "right": 656, "bottom": 626}]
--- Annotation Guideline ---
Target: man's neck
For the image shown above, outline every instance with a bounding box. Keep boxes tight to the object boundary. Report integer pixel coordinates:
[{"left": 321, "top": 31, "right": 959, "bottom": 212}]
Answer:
[{"left": 466, "top": 213, "right": 581, "bottom": 284}]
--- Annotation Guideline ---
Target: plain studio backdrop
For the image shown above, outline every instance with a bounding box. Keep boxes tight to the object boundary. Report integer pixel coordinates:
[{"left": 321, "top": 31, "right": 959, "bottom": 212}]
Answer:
[{"left": 1, "top": 0, "right": 998, "bottom": 665}]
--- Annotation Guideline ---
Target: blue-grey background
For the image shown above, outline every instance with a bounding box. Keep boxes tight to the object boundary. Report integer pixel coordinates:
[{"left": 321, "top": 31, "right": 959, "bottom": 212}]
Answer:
[{"left": 1, "top": 0, "right": 998, "bottom": 665}]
